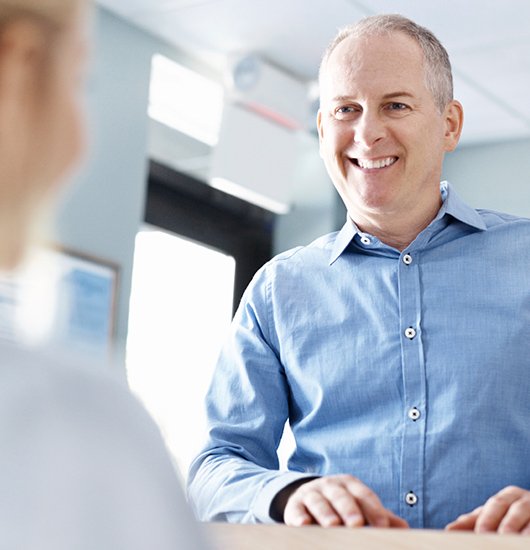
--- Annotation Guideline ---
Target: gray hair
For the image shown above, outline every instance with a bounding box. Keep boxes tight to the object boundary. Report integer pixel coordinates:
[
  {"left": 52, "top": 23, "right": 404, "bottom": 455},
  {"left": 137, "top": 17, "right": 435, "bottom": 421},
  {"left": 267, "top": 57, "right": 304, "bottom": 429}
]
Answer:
[{"left": 319, "top": 14, "right": 453, "bottom": 113}]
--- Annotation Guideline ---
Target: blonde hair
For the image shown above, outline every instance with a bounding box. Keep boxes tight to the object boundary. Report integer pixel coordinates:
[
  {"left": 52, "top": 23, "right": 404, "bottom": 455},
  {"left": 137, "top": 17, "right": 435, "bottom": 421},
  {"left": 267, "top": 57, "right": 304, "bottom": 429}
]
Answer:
[
  {"left": 0, "top": 0, "right": 80, "bottom": 29},
  {"left": 320, "top": 14, "right": 453, "bottom": 113}
]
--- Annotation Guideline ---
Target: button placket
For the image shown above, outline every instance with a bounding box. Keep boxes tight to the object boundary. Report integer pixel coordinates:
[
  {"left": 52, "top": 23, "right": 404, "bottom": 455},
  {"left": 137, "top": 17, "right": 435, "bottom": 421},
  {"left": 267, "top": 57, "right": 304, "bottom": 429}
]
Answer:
[{"left": 397, "top": 249, "right": 426, "bottom": 526}]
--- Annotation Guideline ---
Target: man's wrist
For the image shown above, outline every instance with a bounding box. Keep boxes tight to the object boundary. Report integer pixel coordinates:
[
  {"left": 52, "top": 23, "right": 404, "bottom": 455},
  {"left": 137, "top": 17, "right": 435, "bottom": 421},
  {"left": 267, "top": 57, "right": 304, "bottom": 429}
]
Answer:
[{"left": 269, "top": 477, "right": 319, "bottom": 522}]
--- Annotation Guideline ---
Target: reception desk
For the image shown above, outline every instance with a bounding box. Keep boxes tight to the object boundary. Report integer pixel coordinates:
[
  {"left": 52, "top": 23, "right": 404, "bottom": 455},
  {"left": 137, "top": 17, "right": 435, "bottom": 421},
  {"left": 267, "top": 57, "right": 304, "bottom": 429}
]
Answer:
[{"left": 207, "top": 523, "right": 529, "bottom": 549}]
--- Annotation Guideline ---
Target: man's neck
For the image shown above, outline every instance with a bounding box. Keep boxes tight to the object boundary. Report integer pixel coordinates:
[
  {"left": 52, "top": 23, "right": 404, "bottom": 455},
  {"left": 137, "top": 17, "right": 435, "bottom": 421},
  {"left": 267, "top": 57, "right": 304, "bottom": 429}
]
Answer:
[{"left": 351, "top": 197, "right": 443, "bottom": 252}]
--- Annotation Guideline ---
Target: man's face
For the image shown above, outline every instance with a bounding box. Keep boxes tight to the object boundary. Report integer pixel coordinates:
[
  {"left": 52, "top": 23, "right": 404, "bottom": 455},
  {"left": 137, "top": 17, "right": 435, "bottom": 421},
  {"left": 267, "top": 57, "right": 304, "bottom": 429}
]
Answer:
[{"left": 317, "top": 31, "right": 461, "bottom": 224}]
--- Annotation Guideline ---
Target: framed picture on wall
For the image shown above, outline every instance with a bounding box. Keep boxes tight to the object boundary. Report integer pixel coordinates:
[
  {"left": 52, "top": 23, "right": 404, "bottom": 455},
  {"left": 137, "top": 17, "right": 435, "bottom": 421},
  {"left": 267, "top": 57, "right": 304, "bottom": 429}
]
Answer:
[{"left": 0, "top": 245, "right": 119, "bottom": 358}]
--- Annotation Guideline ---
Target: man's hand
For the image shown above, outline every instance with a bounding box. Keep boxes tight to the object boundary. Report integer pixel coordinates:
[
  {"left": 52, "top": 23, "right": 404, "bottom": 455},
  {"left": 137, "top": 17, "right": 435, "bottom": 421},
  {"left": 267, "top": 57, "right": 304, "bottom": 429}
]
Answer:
[
  {"left": 282, "top": 474, "right": 409, "bottom": 528},
  {"left": 445, "top": 486, "right": 530, "bottom": 534}
]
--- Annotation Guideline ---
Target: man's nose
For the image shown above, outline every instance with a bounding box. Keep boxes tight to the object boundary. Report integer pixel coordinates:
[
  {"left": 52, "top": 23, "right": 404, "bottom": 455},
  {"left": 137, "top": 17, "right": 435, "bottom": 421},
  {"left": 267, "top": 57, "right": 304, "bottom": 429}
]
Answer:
[{"left": 353, "top": 110, "right": 386, "bottom": 148}]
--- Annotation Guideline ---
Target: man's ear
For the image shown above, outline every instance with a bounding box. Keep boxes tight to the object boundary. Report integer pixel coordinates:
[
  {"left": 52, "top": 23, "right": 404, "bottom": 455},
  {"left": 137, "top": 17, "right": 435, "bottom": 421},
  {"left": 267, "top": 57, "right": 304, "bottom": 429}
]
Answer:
[{"left": 443, "top": 100, "right": 464, "bottom": 152}]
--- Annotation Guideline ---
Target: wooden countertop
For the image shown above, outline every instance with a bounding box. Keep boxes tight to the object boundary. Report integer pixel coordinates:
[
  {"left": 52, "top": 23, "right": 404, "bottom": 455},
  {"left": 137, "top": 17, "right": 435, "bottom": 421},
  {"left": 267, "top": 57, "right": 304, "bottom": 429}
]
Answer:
[{"left": 206, "top": 523, "right": 529, "bottom": 549}]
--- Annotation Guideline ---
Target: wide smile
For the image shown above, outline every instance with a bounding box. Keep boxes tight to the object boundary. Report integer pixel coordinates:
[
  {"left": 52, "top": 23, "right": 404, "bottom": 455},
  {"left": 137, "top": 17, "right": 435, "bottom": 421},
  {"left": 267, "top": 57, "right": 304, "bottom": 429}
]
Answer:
[{"left": 349, "top": 156, "right": 399, "bottom": 171}]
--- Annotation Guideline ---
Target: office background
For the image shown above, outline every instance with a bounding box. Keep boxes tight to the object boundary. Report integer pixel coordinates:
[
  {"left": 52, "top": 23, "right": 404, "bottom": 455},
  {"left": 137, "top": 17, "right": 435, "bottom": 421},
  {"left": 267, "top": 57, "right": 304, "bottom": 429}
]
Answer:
[{"left": 45, "top": 0, "right": 530, "bottom": 475}]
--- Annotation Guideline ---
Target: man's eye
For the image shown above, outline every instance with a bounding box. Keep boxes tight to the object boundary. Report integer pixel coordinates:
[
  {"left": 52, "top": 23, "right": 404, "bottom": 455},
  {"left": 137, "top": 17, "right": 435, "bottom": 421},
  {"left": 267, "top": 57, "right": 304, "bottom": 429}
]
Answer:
[
  {"left": 388, "top": 102, "right": 408, "bottom": 111},
  {"left": 335, "top": 106, "right": 359, "bottom": 118},
  {"left": 337, "top": 106, "right": 355, "bottom": 114}
]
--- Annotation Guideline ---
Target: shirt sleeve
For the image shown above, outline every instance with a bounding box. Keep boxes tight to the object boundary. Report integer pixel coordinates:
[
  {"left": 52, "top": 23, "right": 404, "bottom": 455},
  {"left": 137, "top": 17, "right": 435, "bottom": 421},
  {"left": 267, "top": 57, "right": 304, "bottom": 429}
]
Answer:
[{"left": 187, "top": 264, "right": 315, "bottom": 523}]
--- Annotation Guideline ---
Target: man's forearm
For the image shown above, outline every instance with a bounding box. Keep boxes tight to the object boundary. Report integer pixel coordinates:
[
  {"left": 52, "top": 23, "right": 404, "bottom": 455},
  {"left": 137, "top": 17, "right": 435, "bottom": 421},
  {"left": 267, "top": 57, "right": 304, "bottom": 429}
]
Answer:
[{"left": 188, "top": 452, "right": 317, "bottom": 523}]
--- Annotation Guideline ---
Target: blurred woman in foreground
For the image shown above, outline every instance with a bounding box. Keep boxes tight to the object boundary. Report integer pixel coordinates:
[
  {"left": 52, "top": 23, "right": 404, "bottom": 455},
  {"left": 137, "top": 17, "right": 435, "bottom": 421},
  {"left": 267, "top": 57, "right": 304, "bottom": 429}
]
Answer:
[{"left": 0, "top": 1, "right": 207, "bottom": 548}]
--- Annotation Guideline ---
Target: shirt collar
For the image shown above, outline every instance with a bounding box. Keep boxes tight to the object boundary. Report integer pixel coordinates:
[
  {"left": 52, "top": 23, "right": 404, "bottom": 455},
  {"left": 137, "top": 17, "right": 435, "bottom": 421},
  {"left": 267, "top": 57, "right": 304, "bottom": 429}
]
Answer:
[
  {"left": 329, "top": 219, "right": 357, "bottom": 265},
  {"left": 437, "top": 181, "right": 487, "bottom": 231},
  {"left": 329, "top": 181, "right": 487, "bottom": 265}
]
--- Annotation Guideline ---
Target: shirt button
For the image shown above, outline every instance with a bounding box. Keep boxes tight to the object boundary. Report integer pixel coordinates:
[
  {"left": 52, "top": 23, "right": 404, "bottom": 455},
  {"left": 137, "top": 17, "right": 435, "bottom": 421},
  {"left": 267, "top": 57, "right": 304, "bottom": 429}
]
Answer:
[
  {"left": 408, "top": 407, "right": 421, "bottom": 421},
  {"left": 404, "top": 327, "right": 416, "bottom": 340},
  {"left": 403, "top": 254, "right": 412, "bottom": 265},
  {"left": 360, "top": 236, "right": 371, "bottom": 245},
  {"left": 405, "top": 491, "right": 418, "bottom": 506}
]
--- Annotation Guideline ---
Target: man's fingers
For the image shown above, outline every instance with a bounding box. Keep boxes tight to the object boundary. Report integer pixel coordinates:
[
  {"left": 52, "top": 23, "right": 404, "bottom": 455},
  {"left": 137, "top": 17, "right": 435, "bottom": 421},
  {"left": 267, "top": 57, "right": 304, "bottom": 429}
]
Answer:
[
  {"left": 475, "top": 487, "right": 522, "bottom": 533},
  {"left": 342, "top": 477, "right": 390, "bottom": 527},
  {"left": 445, "top": 507, "right": 482, "bottom": 531},
  {"left": 303, "top": 490, "right": 344, "bottom": 527},
  {"left": 446, "top": 486, "right": 530, "bottom": 534},
  {"left": 283, "top": 498, "right": 314, "bottom": 527},
  {"left": 320, "top": 483, "right": 364, "bottom": 527},
  {"left": 283, "top": 475, "right": 408, "bottom": 529},
  {"left": 497, "top": 491, "right": 530, "bottom": 534},
  {"left": 387, "top": 510, "right": 410, "bottom": 528}
]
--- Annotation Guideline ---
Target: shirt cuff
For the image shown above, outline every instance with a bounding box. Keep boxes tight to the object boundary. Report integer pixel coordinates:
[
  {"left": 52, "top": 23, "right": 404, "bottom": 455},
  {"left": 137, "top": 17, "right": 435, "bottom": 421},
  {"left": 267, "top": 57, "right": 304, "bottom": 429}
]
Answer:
[{"left": 251, "top": 472, "right": 319, "bottom": 524}]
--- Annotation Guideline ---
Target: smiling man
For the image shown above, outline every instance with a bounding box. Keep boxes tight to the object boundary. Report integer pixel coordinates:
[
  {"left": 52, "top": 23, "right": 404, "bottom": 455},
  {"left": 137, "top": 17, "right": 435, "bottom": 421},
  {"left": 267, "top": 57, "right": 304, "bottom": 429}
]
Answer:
[
  {"left": 188, "top": 14, "right": 530, "bottom": 534},
  {"left": 317, "top": 26, "right": 461, "bottom": 251}
]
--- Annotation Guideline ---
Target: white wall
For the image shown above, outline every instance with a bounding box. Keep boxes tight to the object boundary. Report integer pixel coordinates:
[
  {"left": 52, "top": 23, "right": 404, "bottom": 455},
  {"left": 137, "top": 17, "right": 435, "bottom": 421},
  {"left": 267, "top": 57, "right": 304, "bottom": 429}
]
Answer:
[
  {"left": 273, "top": 133, "right": 340, "bottom": 254},
  {"left": 55, "top": 7, "right": 193, "bottom": 369},
  {"left": 443, "top": 138, "right": 530, "bottom": 218}
]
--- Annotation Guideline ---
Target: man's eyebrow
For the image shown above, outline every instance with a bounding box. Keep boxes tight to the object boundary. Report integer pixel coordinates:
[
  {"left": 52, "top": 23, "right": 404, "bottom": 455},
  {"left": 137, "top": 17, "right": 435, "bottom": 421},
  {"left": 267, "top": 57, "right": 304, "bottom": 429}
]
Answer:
[
  {"left": 330, "top": 92, "right": 416, "bottom": 102},
  {"left": 382, "top": 91, "right": 415, "bottom": 100},
  {"left": 330, "top": 95, "right": 356, "bottom": 103}
]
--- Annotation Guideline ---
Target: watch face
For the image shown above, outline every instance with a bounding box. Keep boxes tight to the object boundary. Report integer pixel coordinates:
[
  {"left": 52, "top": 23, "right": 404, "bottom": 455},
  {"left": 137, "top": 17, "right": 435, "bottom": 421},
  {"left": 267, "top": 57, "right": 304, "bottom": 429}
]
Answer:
[{"left": 233, "top": 55, "right": 261, "bottom": 91}]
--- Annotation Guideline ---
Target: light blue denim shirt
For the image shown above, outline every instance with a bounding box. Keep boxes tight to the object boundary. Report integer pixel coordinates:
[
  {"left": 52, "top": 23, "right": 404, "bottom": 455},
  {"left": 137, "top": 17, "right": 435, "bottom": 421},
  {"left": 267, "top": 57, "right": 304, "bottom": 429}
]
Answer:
[{"left": 188, "top": 182, "right": 530, "bottom": 529}]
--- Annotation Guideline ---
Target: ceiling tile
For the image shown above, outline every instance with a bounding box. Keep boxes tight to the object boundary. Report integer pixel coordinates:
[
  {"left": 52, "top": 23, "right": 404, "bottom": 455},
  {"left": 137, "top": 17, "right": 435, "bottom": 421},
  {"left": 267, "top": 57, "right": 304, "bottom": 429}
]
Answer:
[
  {"left": 452, "top": 41, "right": 530, "bottom": 127},
  {"left": 100, "top": 0, "right": 369, "bottom": 78},
  {"left": 354, "top": 0, "right": 530, "bottom": 51},
  {"left": 96, "top": 0, "right": 530, "bottom": 144},
  {"left": 454, "top": 74, "right": 530, "bottom": 145}
]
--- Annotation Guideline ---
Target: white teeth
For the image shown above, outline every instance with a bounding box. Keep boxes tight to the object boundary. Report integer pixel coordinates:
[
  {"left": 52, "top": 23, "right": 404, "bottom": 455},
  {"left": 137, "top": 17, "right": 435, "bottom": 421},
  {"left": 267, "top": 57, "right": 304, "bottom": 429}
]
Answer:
[{"left": 357, "top": 157, "right": 397, "bottom": 169}]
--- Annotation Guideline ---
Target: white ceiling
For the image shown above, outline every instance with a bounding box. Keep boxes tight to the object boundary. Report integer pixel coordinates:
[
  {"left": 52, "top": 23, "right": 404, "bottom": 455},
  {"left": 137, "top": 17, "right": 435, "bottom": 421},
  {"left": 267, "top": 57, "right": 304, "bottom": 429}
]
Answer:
[{"left": 97, "top": 0, "right": 530, "bottom": 146}]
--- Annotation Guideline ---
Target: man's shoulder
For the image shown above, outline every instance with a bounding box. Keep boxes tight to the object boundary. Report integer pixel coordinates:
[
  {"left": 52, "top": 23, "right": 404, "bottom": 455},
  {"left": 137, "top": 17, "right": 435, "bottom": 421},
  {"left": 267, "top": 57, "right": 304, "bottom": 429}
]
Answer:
[
  {"left": 477, "top": 208, "right": 530, "bottom": 227},
  {"left": 475, "top": 208, "right": 530, "bottom": 237},
  {"left": 266, "top": 231, "right": 341, "bottom": 268},
  {"left": 241, "top": 231, "right": 341, "bottom": 306}
]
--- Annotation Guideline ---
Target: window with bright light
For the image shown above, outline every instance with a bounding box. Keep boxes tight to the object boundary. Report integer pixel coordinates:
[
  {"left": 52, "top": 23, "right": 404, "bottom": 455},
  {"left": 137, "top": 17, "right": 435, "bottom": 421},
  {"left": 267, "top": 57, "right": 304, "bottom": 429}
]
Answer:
[
  {"left": 126, "top": 225, "right": 235, "bottom": 479},
  {"left": 148, "top": 54, "right": 224, "bottom": 146}
]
